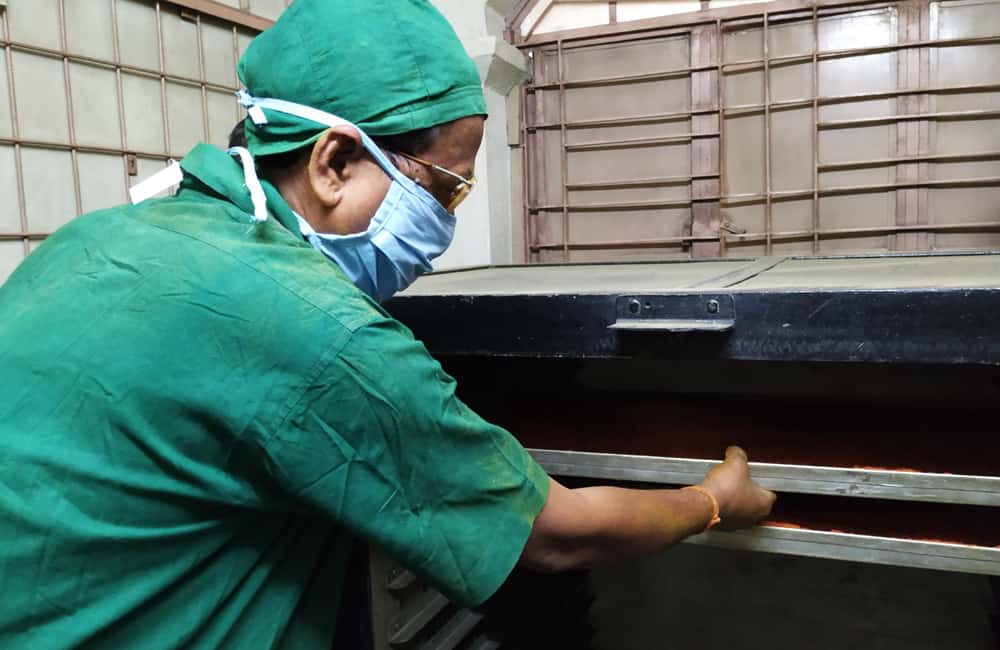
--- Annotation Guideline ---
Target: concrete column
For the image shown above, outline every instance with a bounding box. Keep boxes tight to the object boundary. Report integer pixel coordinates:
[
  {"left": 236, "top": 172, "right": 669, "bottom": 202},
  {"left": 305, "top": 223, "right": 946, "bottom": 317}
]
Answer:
[{"left": 431, "top": 0, "right": 528, "bottom": 269}]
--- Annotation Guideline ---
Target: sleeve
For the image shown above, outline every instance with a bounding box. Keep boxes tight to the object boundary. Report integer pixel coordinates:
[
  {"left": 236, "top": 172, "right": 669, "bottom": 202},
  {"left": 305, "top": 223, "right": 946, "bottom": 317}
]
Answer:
[{"left": 265, "top": 317, "right": 551, "bottom": 607}]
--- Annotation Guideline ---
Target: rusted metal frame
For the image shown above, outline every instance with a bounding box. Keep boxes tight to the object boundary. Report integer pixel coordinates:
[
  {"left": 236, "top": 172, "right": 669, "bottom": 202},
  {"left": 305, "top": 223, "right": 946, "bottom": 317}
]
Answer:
[
  {"left": 722, "top": 33, "right": 1000, "bottom": 71},
  {"left": 763, "top": 13, "right": 773, "bottom": 255},
  {"left": 724, "top": 175, "right": 1000, "bottom": 206},
  {"left": 506, "top": 0, "right": 542, "bottom": 44},
  {"left": 724, "top": 81, "right": 1000, "bottom": 117},
  {"left": 161, "top": 0, "right": 272, "bottom": 32},
  {"left": 515, "top": 0, "right": 897, "bottom": 47},
  {"left": 0, "top": 37, "right": 241, "bottom": 95},
  {"left": 811, "top": 5, "right": 820, "bottom": 253},
  {"left": 111, "top": 0, "right": 132, "bottom": 196},
  {"left": 819, "top": 150, "right": 1000, "bottom": 171},
  {"left": 527, "top": 107, "right": 717, "bottom": 131},
  {"left": 527, "top": 62, "right": 717, "bottom": 91},
  {"left": 557, "top": 39, "right": 569, "bottom": 261},
  {"left": 1, "top": 7, "right": 27, "bottom": 257},
  {"left": 155, "top": 3, "right": 172, "bottom": 160},
  {"left": 690, "top": 24, "right": 722, "bottom": 258},
  {"left": 529, "top": 219, "right": 1000, "bottom": 251},
  {"left": 195, "top": 13, "right": 210, "bottom": 145},
  {"left": 820, "top": 108, "right": 1000, "bottom": 129},
  {"left": 56, "top": 0, "right": 83, "bottom": 217},
  {"left": 567, "top": 173, "right": 719, "bottom": 191},
  {"left": 565, "top": 132, "right": 719, "bottom": 152}
]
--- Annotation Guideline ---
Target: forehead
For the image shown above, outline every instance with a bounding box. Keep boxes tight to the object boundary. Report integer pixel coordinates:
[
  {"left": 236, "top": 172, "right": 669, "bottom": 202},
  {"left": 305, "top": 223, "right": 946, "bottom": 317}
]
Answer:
[{"left": 423, "top": 116, "right": 485, "bottom": 176}]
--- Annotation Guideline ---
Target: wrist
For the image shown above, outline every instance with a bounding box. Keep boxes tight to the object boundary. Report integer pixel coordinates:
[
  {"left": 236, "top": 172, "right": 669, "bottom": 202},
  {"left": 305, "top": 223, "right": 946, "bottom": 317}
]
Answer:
[{"left": 682, "top": 485, "right": 722, "bottom": 532}]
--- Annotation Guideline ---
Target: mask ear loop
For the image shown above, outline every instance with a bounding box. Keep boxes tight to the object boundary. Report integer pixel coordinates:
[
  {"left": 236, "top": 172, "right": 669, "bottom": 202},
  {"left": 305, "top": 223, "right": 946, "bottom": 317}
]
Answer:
[{"left": 227, "top": 146, "right": 268, "bottom": 223}]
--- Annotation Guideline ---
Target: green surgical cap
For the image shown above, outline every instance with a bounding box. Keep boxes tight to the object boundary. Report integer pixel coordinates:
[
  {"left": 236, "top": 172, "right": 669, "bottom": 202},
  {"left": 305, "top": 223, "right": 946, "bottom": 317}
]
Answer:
[{"left": 238, "top": 0, "right": 487, "bottom": 157}]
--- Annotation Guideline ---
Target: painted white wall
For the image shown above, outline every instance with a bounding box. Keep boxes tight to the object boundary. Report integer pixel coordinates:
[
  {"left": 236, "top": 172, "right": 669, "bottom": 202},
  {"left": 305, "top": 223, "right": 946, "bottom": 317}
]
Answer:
[{"left": 430, "top": 0, "right": 528, "bottom": 270}]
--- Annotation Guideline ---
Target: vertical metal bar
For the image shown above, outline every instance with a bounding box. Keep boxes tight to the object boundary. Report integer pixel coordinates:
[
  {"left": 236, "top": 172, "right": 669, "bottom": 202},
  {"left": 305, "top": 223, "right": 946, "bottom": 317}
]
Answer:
[
  {"left": 196, "top": 13, "right": 210, "bottom": 144},
  {"left": 717, "top": 18, "right": 727, "bottom": 257},
  {"left": 763, "top": 12, "right": 772, "bottom": 255},
  {"left": 155, "top": 2, "right": 171, "bottom": 159},
  {"left": 609, "top": 0, "right": 618, "bottom": 25},
  {"left": 111, "top": 0, "right": 132, "bottom": 197},
  {"left": 811, "top": 6, "right": 820, "bottom": 254},
  {"left": 231, "top": 24, "right": 241, "bottom": 124},
  {"left": 521, "top": 84, "right": 532, "bottom": 264},
  {"left": 2, "top": 7, "right": 28, "bottom": 256},
  {"left": 557, "top": 39, "right": 569, "bottom": 261},
  {"left": 57, "top": 0, "right": 83, "bottom": 217}
]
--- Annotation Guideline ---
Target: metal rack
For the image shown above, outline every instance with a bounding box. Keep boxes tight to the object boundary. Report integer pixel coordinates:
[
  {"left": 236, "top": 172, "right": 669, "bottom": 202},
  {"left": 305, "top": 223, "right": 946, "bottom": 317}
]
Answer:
[{"left": 515, "top": 0, "right": 1000, "bottom": 262}]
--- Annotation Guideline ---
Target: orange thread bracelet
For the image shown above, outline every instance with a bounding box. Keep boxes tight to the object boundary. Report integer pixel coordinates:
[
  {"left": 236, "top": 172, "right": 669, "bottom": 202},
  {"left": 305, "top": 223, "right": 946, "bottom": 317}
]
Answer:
[{"left": 682, "top": 485, "right": 721, "bottom": 532}]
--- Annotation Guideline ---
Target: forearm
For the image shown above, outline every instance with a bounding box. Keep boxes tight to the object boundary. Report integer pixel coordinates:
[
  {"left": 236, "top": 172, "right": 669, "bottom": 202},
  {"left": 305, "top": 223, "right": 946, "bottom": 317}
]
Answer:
[{"left": 520, "top": 478, "right": 714, "bottom": 572}]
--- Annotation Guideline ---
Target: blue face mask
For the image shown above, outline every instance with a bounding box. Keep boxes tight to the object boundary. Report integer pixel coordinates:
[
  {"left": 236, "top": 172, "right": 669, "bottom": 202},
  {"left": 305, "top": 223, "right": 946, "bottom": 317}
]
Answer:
[{"left": 232, "top": 92, "right": 457, "bottom": 302}]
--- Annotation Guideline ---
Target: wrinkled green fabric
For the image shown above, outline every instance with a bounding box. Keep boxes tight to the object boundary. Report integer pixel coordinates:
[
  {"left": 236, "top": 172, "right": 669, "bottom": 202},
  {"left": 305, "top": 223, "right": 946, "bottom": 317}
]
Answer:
[
  {"left": 0, "top": 144, "right": 548, "bottom": 649},
  {"left": 239, "top": 0, "right": 488, "bottom": 157}
]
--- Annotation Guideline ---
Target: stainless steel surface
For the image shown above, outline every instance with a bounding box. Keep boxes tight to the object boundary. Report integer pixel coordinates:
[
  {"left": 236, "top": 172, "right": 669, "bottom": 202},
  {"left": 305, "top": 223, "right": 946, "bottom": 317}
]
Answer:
[
  {"left": 687, "top": 525, "right": 1000, "bottom": 576},
  {"left": 529, "top": 449, "right": 1000, "bottom": 507}
]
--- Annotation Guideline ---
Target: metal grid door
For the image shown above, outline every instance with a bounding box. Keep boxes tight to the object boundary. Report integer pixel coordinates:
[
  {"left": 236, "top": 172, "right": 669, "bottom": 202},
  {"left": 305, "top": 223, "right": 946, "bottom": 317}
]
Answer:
[
  {"left": 0, "top": 0, "right": 284, "bottom": 282},
  {"left": 514, "top": 0, "right": 1000, "bottom": 262}
]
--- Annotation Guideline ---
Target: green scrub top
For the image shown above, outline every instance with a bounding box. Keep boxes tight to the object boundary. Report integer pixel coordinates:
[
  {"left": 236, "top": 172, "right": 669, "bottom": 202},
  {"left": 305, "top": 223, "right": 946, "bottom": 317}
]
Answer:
[{"left": 0, "top": 144, "right": 550, "bottom": 649}]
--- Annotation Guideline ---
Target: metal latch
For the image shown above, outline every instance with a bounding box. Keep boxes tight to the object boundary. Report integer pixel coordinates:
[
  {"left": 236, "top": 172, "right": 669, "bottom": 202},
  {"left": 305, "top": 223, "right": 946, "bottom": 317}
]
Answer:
[{"left": 608, "top": 294, "right": 735, "bottom": 333}]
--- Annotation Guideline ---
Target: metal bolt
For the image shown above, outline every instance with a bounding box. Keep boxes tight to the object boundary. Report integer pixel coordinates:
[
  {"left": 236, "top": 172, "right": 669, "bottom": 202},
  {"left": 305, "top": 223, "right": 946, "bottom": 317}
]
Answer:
[
  {"left": 628, "top": 299, "right": 642, "bottom": 315},
  {"left": 706, "top": 300, "right": 720, "bottom": 314}
]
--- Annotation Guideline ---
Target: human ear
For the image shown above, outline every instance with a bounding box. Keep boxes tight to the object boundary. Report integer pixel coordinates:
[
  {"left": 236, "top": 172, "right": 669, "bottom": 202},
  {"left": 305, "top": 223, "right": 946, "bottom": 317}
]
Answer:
[{"left": 305, "top": 126, "right": 365, "bottom": 209}]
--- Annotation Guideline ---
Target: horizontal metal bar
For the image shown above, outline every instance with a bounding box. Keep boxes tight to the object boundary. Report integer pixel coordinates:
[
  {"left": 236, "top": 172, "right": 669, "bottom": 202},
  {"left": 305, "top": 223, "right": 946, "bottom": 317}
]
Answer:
[
  {"left": 566, "top": 174, "right": 718, "bottom": 191},
  {"left": 163, "top": 0, "right": 272, "bottom": 32},
  {"left": 390, "top": 590, "right": 450, "bottom": 645},
  {"left": 528, "top": 63, "right": 717, "bottom": 91},
  {"left": 687, "top": 525, "right": 1000, "bottom": 576},
  {"left": 818, "top": 150, "right": 1000, "bottom": 172},
  {"left": 725, "top": 83, "right": 1000, "bottom": 117},
  {"left": 0, "top": 136, "right": 175, "bottom": 161},
  {"left": 819, "top": 109, "right": 1000, "bottom": 129},
  {"left": 565, "top": 132, "right": 719, "bottom": 152},
  {"left": 529, "top": 220, "right": 1000, "bottom": 251},
  {"left": 528, "top": 107, "right": 717, "bottom": 131},
  {"left": 0, "top": 38, "right": 240, "bottom": 94},
  {"left": 723, "top": 33, "right": 1000, "bottom": 72},
  {"left": 722, "top": 176, "right": 1000, "bottom": 206},
  {"left": 529, "top": 177, "right": 1000, "bottom": 214},
  {"left": 0, "top": 233, "right": 52, "bottom": 241},
  {"left": 528, "top": 449, "right": 1000, "bottom": 507},
  {"left": 531, "top": 197, "right": 715, "bottom": 213}
]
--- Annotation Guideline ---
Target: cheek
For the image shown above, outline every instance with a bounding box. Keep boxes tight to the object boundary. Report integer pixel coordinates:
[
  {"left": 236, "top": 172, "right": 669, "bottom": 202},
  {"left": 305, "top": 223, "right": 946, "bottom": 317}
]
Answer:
[{"left": 340, "top": 168, "right": 392, "bottom": 235}]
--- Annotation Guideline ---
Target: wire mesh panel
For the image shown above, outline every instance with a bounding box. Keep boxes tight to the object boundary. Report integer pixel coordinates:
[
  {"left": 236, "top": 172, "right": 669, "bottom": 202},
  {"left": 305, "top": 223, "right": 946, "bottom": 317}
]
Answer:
[
  {"left": 516, "top": 0, "right": 1000, "bottom": 262},
  {"left": 0, "top": 0, "right": 278, "bottom": 282}
]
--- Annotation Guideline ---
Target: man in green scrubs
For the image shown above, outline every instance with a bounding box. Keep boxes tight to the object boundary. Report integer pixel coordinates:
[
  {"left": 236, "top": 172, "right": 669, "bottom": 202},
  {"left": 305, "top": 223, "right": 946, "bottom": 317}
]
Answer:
[{"left": 0, "top": 1, "right": 774, "bottom": 647}]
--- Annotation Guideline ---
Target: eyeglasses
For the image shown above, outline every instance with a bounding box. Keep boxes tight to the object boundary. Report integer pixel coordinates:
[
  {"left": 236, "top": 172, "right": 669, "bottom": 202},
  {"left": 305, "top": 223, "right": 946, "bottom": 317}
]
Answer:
[{"left": 391, "top": 151, "right": 477, "bottom": 212}]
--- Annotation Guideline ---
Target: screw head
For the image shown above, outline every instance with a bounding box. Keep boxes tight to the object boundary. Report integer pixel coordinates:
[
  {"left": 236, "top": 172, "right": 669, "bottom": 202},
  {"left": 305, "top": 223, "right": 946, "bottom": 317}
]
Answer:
[
  {"left": 706, "top": 300, "right": 720, "bottom": 314},
  {"left": 628, "top": 299, "right": 642, "bottom": 315}
]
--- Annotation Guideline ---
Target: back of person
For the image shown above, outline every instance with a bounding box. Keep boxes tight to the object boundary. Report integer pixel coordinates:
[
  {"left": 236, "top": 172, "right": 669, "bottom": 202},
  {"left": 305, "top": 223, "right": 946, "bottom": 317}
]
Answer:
[{"left": 0, "top": 192, "right": 362, "bottom": 647}]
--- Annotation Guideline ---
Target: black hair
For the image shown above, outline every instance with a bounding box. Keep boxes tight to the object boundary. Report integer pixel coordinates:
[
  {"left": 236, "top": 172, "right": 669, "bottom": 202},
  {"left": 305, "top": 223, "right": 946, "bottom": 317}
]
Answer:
[{"left": 226, "top": 118, "right": 442, "bottom": 177}]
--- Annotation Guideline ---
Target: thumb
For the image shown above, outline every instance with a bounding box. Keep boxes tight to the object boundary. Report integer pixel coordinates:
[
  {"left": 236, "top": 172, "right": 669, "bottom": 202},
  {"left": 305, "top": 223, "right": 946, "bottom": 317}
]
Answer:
[{"left": 725, "top": 446, "right": 748, "bottom": 463}]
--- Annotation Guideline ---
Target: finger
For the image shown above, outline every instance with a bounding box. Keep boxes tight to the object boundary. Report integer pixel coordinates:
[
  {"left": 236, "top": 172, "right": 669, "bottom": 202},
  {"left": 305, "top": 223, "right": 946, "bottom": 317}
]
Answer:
[
  {"left": 764, "top": 489, "right": 777, "bottom": 506},
  {"left": 725, "top": 446, "right": 748, "bottom": 463}
]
